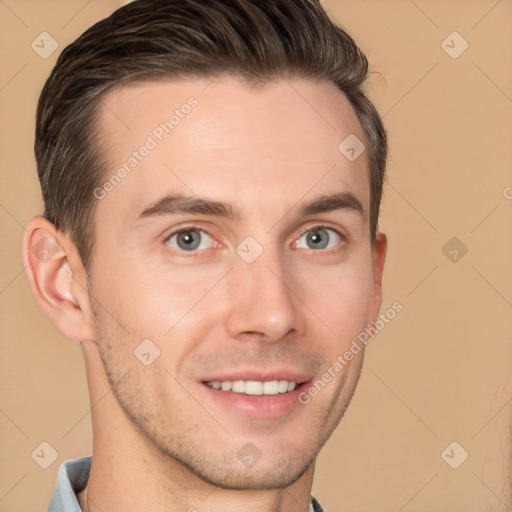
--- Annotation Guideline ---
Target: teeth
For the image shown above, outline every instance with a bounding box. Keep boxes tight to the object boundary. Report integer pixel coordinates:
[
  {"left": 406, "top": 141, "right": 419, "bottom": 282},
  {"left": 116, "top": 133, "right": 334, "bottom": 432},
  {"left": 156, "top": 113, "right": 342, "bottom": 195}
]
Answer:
[
  {"left": 263, "top": 381, "right": 279, "bottom": 395},
  {"left": 278, "top": 380, "right": 289, "bottom": 393},
  {"left": 221, "top": 381, "right": 232, "bottom": 391},
  {"left": 232, "top": 380, "right": 245, "bottom": 393},
  {"left": 206, "top": 380, "right": 298, "bottom": 396},
  {"left": 245, "top": 381, "right": 263, "bottom": 395}
]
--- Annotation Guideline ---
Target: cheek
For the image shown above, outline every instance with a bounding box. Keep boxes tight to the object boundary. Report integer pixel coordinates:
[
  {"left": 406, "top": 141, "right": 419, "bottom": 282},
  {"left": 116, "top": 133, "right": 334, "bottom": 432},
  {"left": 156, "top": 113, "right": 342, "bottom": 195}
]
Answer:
[
  {"left": 90, "top": 242, "right": 375, "bottom": 356},
  {"left": 89, "top": 265, "right": 235, "bottom": 380},
  {"left": 295, "top": 259, "right": 374, "bottom": 342}
]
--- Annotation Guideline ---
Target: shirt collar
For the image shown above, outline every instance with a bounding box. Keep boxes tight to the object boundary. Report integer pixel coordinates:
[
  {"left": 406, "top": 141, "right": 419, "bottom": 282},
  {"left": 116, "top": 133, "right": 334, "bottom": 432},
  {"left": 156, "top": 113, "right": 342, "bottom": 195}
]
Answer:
[
  {"left": 48, "top": 457, "right": 325, "bottom": 512},
  {"left": 48, "top": 456, "right": 91, "bottom": 512}
]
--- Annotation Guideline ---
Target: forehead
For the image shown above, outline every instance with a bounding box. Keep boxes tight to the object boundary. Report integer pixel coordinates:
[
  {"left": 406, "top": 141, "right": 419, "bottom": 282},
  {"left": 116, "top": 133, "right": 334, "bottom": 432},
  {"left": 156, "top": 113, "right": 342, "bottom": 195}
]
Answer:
[{"left": 94, "top": 76, "right": 369, "bottom": 228}]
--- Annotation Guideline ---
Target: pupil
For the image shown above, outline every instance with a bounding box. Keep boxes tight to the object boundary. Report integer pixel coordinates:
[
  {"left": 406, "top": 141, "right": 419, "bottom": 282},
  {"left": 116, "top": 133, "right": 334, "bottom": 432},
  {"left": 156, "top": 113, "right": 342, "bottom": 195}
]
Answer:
[
  {"left": 178, "top": 231, "right": 200, "bottom": 250},
  {"left": 308, "top": 229, "right": 328, "bottom": 249}
]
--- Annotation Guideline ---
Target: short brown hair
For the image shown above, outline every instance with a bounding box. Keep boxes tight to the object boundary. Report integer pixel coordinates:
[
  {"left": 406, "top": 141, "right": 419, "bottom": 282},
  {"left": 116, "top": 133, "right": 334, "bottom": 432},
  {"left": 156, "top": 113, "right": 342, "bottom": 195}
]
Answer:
[{"left": 35, "top": 0, "right": 387, "bottom": 271}]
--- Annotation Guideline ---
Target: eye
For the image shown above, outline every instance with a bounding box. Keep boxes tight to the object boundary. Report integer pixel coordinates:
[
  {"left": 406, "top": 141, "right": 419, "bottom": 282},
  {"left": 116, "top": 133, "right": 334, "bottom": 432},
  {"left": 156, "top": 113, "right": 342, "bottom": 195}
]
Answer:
[
  {"left": 296, "top": 227, "right": 341, "bottom": 250},
  {"left": 165, "top": 229, "right": 214, "bottom": 252}
]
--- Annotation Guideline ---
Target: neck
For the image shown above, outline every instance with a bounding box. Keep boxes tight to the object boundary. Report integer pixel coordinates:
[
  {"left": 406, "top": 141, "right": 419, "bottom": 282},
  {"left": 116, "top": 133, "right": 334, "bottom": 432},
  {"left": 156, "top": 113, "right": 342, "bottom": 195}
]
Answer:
[{"left": 78, "top": 345, "right": 315, "bottom": 512}]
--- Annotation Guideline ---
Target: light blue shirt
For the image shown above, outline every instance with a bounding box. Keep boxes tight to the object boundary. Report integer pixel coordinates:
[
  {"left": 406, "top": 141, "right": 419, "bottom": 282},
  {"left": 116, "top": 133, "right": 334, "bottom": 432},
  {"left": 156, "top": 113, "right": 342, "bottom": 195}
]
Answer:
[
  {"left": 48, "top": 457, "right": 91, "bottom": 512},
  {"left": 48, "top": 457, "right": 325, "bottom": 512}
]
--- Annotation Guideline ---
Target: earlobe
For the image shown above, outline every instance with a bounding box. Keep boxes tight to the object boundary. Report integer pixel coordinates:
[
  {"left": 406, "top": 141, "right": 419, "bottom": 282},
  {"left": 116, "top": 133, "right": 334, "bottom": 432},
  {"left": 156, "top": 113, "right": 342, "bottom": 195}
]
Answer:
[{"left": 22, "top": 216, "right": 95, "bottom": 343}]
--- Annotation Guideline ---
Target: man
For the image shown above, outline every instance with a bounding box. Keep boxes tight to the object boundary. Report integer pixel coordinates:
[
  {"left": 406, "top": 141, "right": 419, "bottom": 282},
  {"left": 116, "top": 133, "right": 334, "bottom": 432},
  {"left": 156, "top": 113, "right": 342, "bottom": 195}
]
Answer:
[{"left": 22, "top": 0, "right": 387, "bottom": 510}]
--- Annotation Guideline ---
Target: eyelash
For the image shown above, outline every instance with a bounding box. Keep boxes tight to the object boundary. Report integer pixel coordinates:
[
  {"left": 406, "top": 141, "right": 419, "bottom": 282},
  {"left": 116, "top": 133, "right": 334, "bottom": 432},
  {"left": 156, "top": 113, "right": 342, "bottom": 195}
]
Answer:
[{"left": 163, "top": 223, "right": 346, "bottom": 255}]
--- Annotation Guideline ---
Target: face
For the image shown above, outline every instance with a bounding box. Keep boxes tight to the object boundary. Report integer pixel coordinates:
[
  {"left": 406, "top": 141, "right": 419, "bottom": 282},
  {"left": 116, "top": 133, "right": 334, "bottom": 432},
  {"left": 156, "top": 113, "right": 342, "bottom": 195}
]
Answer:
[{"left": 87, "top": 76, "right": 385, "bottom": 489}]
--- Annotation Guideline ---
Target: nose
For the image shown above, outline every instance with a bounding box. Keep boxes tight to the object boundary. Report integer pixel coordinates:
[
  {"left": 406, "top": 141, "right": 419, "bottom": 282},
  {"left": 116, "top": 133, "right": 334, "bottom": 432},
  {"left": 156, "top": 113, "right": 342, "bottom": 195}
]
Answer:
[{"left": 223, "top": 245, "right": 304, "bottom": 343}]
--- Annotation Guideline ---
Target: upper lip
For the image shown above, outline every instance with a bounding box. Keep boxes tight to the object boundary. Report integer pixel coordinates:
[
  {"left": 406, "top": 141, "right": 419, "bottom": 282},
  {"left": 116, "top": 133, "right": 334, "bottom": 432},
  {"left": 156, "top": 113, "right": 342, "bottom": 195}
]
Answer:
[{"left": 199, "top": 369, "right": 312, "bottom": 384}]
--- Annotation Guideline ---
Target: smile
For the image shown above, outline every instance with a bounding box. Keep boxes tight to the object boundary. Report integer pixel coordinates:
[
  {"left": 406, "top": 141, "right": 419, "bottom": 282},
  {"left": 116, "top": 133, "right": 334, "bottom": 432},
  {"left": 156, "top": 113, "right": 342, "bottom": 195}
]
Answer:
[{"left": 205, "top": 380, "right": 297, "bottom": 395}]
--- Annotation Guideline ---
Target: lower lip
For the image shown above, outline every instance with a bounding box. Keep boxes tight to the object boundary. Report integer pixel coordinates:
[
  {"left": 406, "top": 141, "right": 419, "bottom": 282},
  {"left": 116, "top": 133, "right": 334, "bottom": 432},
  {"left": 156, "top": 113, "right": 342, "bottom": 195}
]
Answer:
[{"left": 199, "top": 382, "right": 310, "bottom": 419}]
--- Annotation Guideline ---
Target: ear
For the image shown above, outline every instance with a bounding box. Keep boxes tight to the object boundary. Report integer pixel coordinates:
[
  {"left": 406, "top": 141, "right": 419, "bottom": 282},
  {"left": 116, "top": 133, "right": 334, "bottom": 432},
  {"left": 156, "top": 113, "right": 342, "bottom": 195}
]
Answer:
[
  {"left": 368, "top": 231, "right": 387, "bottom": 326},
  {"left": 22, "top": 216, "right": 95, "bottom": 343}
]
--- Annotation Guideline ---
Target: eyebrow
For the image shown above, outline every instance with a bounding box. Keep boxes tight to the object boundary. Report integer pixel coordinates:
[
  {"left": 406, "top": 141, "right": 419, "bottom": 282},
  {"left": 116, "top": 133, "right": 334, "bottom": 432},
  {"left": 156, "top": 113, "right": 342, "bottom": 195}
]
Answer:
[
  {"left": 300, "top": 192, "right": 364, "bottom": 218},
  {"left": 135, "top": 191, "right": 365, "bottom": 223}
]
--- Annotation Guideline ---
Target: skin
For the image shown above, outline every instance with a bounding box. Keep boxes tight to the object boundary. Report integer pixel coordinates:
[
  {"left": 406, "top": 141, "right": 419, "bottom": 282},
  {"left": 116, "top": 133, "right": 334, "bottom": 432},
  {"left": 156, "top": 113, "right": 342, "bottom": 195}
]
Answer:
[{"left": 23, "top": 76, "right": 386, "bottom": 512}]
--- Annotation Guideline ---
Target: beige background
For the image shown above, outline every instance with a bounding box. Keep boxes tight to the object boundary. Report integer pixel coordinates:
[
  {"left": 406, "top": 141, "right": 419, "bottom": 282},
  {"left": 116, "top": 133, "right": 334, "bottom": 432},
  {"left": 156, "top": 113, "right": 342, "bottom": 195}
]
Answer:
[{"left": 1, "top": 0, "right": 511, "bottom": 510}]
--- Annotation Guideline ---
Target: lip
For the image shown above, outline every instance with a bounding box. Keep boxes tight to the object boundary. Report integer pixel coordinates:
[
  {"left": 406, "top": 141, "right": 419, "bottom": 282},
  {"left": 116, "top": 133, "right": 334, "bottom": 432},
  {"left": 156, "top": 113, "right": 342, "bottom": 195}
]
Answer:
[
  {"left": 197, "top": 370, "right": 313, "bottom": 419},
  {"left": 198, "top": 369, "right": 312, "bottom": 384}
]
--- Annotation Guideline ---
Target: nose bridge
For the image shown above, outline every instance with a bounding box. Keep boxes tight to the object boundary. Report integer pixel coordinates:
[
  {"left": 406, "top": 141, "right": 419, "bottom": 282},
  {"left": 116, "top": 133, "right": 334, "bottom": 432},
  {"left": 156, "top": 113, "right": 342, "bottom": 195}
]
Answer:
[{"left": 224, "top": 239, "right": 301, "bottom": 341}]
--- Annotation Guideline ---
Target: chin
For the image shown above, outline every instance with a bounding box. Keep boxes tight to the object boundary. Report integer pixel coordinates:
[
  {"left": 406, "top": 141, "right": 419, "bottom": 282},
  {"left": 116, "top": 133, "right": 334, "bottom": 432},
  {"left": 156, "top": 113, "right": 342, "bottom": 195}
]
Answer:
[{"left": 172, "top": 448, "right": 316, "bottom": 490}]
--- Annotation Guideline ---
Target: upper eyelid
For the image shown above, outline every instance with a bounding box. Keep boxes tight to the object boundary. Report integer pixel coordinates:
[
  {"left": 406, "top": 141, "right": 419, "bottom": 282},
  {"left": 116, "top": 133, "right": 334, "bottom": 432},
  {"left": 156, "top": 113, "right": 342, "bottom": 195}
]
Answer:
[
  {"left": 165, "top": 223, "right": 343, "bottom": 236},
  {"left": 297, "top": 224, "right": 343, "bottom": 237}
]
